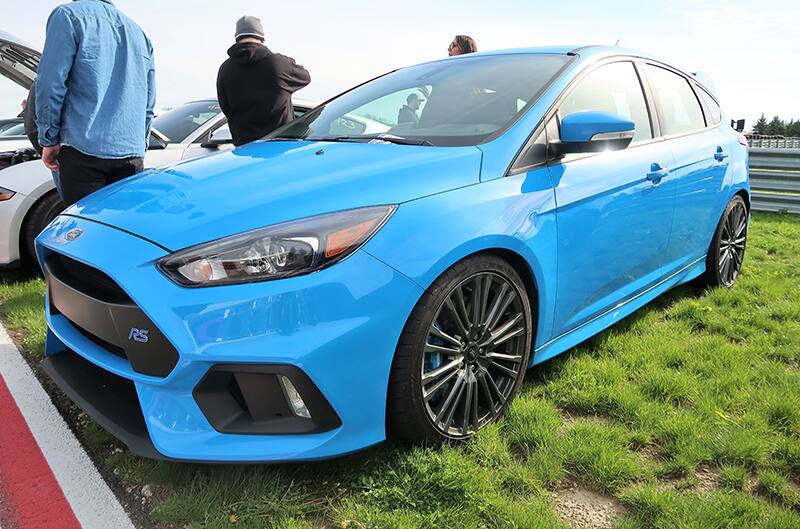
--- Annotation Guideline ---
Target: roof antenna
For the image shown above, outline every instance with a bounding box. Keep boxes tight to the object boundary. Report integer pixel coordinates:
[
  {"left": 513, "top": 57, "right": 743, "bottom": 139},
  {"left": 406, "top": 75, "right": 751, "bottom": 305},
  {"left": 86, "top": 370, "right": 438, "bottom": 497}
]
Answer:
[{"left": 614, "top": 39, "right": 620, "bottom": 47}]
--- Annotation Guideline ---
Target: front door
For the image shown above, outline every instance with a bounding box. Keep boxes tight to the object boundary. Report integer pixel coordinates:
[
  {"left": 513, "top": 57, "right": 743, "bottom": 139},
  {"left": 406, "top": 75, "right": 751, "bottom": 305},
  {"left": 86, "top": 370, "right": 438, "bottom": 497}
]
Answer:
[{"left": 548, "top": 60, "right": 676, "bottom": 337}]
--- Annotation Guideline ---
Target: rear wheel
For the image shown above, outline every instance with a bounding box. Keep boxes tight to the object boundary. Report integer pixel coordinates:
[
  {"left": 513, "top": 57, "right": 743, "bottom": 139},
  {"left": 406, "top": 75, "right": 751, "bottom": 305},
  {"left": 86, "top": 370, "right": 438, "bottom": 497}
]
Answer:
[
  {"left": 388, "top": 255, "right": 532, "bottom": 443},
  {"left": 21, "top": 191, "right": 65, "bottom": 268},
  {"left": 700, "top": 195, "right": 748, "bottom": 288}
]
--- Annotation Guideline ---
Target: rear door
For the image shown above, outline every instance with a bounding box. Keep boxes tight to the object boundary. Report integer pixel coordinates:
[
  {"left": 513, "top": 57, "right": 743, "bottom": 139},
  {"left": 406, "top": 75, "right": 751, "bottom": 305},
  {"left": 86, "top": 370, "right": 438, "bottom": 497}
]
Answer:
[
  {"left": 643, "top": 64, "right": 730, "bottom": 274},
  {"left": 548, "top": 60, "right": 677, "bottom": 337}
]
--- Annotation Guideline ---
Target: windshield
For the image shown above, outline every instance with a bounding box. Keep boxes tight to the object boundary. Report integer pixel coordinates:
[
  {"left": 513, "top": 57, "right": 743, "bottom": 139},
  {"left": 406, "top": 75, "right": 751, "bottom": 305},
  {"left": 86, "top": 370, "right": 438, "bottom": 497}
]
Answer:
[
  {"left": 0, "top": 123, "right": 25, "bottom": 137},
  {"left": 151, "top": 100, "right": 221, "bottom": 143},
  {"left": 271, "top": 54, "right": 571, "bottom": 146}
]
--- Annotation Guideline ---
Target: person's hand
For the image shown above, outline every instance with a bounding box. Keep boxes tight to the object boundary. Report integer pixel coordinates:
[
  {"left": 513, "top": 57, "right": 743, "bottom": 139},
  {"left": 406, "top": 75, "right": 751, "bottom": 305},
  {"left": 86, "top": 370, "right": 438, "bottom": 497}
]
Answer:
[{"left": 41, "top": 144, "right": 61, "bottom": 171}]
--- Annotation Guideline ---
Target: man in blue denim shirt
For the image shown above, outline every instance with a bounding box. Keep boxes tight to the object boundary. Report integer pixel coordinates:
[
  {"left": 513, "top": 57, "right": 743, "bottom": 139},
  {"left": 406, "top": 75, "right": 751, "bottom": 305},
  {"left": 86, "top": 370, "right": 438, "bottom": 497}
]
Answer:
[{"left": 36, "top": 0, "right": 155, "bottom": 206}]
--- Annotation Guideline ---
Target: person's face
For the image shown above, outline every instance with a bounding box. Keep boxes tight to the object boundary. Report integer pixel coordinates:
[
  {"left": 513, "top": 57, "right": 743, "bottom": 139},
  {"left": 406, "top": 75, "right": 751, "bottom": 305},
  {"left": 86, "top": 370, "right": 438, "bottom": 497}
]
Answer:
[
  {"left": 409, "top": 99, "right": 421, "bottom": 110},
  {"left": 448, "top": 40, "right": 462, "bottom": 56}
]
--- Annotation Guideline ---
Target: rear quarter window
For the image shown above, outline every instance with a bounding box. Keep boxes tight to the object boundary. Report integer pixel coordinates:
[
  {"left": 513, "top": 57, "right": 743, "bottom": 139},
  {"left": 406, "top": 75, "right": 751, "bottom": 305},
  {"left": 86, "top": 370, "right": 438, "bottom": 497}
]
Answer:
[{"left": 697, "top": 87, "right": 722, "bottom": 125}]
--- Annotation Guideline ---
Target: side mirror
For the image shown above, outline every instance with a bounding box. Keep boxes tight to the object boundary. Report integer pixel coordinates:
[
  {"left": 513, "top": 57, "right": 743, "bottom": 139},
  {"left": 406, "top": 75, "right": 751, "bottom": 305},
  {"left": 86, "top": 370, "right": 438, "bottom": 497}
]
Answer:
[
  {"left": 201, "top": 127, "right": 233, "bottom": 149},
  {"left": 550, "top": 111, "right": 635, "bottom": 156},
  {"left": 148, "top": 133, "right": 167, "bottom": 150}
]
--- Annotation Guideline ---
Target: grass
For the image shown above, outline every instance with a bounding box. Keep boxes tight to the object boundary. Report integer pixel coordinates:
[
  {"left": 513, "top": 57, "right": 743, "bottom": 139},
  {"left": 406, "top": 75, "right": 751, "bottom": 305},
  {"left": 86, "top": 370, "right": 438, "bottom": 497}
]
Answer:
[{"left": 1, "top": 211, "right": 800, "bottom": 529}]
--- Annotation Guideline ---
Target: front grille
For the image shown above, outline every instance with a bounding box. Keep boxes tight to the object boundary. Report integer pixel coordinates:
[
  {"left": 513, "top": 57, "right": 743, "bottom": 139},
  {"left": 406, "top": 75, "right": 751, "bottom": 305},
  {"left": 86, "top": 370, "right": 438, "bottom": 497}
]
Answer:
[
  {"left": 72, "top": 322, "right": 128, "bottom": 360},
  {"left": 45, "top": 251, "right": 180, "bottom": 378},
  {"left": 47, "top": 253, "right": 130, "bottom": 304}
]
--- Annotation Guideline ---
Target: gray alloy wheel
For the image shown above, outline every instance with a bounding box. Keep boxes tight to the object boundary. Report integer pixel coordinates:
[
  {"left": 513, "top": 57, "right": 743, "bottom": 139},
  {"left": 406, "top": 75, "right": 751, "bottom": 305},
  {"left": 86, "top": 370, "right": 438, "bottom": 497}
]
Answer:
[
  {"left": 701, "top": 195, "right": 748, "bottom": 289},
  {"left": 717, "top": 200, "right": 748, "bottom": 286},
  {"left": 421, "top": 272, "right": 528, "bottom": 437},
  {"left": 388, "top": 255, "right": 532, "bottom": 444}
]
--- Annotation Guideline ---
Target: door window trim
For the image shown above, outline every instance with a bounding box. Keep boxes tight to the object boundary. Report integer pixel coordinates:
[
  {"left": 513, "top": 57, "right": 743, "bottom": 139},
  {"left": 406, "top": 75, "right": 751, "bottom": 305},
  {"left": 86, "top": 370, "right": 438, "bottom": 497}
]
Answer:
[
  {"left": 509, "top": 56, "right": 663, "bottom": 175},
  {"left": 639, "top": 61, "right": 712, "bottom": 141}
]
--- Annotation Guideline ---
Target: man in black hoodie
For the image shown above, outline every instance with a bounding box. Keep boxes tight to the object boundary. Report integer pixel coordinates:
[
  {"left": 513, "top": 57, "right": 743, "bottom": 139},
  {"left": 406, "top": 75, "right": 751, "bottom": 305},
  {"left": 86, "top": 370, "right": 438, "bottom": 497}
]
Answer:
[{"left": 217, "top": 16, "right": 311, "bottom": 146}]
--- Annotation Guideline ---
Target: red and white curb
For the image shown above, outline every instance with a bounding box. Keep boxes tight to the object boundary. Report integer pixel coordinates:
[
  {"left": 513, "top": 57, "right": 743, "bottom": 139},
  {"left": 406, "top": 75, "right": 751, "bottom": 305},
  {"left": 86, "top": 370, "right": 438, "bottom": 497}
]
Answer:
[{"left": 0, "top": 322, "right": 136, "bottom": 529}]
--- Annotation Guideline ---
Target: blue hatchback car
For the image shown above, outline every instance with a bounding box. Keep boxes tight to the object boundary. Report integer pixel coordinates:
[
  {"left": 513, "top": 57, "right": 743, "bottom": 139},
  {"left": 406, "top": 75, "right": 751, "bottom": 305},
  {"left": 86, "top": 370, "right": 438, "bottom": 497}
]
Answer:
[{"left": 37, "top": 46, "right": 749, "bottom": 462}]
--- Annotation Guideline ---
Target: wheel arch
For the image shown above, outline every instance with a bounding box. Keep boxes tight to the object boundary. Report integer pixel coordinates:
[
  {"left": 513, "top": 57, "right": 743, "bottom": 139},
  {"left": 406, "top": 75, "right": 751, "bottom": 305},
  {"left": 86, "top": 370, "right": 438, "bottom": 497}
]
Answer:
[
  {"left": 734, "top": 188, "right": 751, "bottom": 212},
  {"left": 19, "top": 188, "right": 62, "bottom": 261}
]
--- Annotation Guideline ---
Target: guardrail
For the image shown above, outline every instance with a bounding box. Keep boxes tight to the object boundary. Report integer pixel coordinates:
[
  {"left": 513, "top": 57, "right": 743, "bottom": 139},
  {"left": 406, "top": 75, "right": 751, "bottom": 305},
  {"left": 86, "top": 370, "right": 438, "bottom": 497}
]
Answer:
[
  {"left": 749, "top": 148, "right": 800, "bottom": 214},
  {"left": 748, "top": 136, "right": 800, "bottom": 149}
]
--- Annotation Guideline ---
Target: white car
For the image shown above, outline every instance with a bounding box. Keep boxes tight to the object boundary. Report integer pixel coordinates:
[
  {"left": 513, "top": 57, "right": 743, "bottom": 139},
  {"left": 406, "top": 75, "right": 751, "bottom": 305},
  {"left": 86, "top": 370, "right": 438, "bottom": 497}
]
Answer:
[
  {"left": 1, "top": 29, "right": 350, "bottom": 270},
  {"left": 0, "top": 97, "right": 324, "bottom": 269}
]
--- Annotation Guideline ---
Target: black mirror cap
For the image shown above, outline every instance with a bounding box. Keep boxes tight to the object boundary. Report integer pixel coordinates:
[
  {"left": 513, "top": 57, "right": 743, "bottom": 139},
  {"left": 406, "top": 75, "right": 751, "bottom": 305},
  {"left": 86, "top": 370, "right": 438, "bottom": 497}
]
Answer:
[{"left": 548, "top": 136, "right": 633, "bottom": 157}]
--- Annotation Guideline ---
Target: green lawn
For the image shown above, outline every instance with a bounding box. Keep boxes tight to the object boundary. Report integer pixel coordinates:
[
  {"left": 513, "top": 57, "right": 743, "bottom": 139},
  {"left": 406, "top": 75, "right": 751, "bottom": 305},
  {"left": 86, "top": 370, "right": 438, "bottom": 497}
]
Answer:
[{"left": 2, "top": 211, "right": 799, "bottom": 529}]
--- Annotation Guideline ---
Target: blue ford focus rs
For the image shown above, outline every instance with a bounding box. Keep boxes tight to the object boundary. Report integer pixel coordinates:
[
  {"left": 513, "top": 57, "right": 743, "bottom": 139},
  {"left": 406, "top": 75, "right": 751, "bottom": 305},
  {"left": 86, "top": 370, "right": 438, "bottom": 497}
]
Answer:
[{"left": 36, "top": 46, "right": 749, "bottom": 462}]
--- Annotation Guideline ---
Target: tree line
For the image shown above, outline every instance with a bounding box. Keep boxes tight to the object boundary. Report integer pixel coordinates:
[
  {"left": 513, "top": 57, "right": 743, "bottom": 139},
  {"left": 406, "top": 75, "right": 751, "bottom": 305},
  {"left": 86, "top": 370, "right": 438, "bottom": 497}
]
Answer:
[{"left": 751, "top": 114, "right": 800, "bottom": 137}]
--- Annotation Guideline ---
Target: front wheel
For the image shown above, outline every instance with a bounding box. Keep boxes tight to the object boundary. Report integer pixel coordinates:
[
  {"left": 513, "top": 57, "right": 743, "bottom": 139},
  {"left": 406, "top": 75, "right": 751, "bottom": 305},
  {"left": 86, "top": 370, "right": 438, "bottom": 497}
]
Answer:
[
  {"left": 388, "top": 255, "right": 533, "bottom": 443},
  {"left": 700, "top": 195, "right": 748, "bottom": 288}
]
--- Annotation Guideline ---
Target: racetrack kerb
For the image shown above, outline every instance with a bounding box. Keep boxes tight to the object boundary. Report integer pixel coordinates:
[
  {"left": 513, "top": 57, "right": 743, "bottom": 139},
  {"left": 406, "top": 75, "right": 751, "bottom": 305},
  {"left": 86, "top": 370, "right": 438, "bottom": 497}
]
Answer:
[{"left": 1, "top": 211, "right": 799, "bottom": 529}]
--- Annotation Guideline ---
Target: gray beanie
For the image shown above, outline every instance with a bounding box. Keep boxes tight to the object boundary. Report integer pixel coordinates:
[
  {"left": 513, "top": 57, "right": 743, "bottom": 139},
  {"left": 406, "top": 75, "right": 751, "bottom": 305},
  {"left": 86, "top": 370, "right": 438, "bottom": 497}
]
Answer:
[{"left": 235, "top": 16, "right": 265, "bottom": 41}]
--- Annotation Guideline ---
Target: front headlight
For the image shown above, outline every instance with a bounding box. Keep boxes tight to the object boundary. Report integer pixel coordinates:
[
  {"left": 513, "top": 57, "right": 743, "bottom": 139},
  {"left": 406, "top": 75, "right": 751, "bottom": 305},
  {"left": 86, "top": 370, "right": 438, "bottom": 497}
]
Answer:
[
  {"left": 0, "top": 187, "right": 16, "bottom": 201},
  {"left": 158, "top": 205, "right": 396, "bottom": 287}
]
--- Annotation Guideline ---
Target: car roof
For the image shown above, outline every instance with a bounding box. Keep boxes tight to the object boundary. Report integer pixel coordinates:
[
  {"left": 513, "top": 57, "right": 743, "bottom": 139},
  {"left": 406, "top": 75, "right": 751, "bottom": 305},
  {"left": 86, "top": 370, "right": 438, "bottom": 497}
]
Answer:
[{"left": 425, "top": 45, "right": 712, "bottom": 96}]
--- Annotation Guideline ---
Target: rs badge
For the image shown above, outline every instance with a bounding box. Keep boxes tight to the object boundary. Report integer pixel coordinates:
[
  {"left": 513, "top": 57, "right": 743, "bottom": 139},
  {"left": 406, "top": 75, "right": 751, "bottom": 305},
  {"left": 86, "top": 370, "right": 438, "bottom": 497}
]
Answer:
[{"left": 128, "top": 328, "right": 150, "bottom": 343}]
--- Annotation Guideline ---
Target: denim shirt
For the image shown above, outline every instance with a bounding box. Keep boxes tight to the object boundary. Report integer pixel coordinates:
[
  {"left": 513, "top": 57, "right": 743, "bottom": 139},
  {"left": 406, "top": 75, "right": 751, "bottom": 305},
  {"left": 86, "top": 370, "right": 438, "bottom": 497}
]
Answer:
[{"left": 36, "top": 0, "right": 156, "bottom": 159}]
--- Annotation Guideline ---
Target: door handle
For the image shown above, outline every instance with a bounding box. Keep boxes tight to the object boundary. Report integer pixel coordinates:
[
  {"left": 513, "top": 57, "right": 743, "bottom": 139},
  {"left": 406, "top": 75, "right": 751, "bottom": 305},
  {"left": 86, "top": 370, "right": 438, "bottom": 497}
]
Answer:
[
  {"left": 714, "top": 146, "right": 729, "bottom": 162},
  {"left": 646, "top": 163, "right": 668, "bottom": 184}
]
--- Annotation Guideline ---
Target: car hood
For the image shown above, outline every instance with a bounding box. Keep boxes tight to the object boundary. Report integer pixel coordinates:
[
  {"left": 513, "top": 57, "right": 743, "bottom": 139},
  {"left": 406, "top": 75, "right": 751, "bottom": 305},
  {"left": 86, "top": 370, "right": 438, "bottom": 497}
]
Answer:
[
  {"left": 68, "top": 140, "right": 483, "bottom": 251},
  {"left": 0, "top": 30, "right": 39, "bottom": 90}
]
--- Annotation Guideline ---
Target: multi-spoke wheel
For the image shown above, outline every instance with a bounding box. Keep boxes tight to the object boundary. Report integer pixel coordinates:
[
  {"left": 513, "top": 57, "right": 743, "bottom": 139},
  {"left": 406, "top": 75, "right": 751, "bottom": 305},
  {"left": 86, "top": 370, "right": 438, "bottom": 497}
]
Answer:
[
  {"left": 701, "top": 195, "right": 748, "bottom": 288},
  {"left": 388, "top": 255, "right": 532, "bottom": 443}
]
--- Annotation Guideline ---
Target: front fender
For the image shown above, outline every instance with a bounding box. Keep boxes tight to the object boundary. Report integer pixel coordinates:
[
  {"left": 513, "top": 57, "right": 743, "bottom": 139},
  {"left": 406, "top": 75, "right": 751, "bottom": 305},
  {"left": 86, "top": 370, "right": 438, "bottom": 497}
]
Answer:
[{"left": 363, "top": 169, "right": 558, "bottom": 347}]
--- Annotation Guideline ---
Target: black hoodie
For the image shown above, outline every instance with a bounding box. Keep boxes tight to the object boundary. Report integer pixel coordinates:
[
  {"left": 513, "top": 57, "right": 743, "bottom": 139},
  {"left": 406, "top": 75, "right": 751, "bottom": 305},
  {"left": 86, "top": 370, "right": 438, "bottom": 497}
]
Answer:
[{"left": 216, "top": 42, "right": 310, "bottom": 146}]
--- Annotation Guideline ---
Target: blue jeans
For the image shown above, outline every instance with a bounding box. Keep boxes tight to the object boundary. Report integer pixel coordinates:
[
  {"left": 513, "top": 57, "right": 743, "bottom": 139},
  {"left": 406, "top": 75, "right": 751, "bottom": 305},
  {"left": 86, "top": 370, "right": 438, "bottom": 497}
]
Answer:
[{"left": 52, "top": 170, "right": 64, "bottom": 201}]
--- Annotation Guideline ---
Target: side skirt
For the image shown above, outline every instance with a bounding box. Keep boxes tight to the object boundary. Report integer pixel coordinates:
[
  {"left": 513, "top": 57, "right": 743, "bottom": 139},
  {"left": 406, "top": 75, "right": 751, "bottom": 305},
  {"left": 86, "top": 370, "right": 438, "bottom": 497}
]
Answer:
[{"left": 530, "top": 256, "right": 706, "bottom": 366}]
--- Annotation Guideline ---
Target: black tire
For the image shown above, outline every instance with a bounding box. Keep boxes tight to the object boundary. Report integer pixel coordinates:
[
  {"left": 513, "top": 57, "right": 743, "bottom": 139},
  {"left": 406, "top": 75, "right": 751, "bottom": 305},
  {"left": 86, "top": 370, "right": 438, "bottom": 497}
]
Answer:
[
  {"left": 388, "top": 254, "right": 533, "bottom": 444},
  {"left": 21, "top": 191, "right": 65, "bottom": 267},
  {"left": 699, "top": 195, "right": 748, "bottom": 288}
]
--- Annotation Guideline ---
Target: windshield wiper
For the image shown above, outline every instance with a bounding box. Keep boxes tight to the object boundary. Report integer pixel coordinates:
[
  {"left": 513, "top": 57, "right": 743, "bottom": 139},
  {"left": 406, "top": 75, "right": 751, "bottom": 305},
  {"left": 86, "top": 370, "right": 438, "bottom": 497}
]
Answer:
[
  {"left": 311, "top": 134, "right": 434, "bottom": 146},
  {"left": 264, "top": 135, "right": 305, "bottom": 141}
]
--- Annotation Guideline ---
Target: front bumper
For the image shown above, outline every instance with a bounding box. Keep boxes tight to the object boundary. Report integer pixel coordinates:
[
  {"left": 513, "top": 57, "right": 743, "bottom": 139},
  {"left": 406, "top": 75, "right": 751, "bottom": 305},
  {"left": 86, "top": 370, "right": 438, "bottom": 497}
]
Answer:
[
  {"left": 36, "top": 215, "right": 423, "bottom": 462},
  {"left": 0, "top": 190, "right": 30, "bottom": 266}
]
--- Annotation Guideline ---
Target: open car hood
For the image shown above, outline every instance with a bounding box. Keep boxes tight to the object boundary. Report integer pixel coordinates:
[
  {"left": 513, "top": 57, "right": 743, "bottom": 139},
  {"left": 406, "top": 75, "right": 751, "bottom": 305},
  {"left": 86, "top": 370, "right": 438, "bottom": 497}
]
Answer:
[{"left": 0, "top": 30, "right": 39, "bottom": 90}]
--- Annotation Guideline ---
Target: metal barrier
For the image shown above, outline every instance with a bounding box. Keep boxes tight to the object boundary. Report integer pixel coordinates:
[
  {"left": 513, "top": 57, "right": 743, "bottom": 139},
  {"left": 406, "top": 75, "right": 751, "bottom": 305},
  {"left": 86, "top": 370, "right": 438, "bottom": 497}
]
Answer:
[
  {"left": 748, "top": 136, "right": 800, "bottom": 149},
  {"left": 749, "top": 148, "right": 800, "bottom": 213}
]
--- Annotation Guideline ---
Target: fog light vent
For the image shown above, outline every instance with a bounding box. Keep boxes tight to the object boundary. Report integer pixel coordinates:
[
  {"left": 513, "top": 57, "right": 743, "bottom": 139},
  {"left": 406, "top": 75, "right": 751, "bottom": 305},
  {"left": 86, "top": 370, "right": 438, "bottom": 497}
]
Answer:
[
  {"left": 193, "top": 364, "right": 341, "bottom": 435},
  {"left": 278, "top": 375, "right": 311, "bottom": 419}
]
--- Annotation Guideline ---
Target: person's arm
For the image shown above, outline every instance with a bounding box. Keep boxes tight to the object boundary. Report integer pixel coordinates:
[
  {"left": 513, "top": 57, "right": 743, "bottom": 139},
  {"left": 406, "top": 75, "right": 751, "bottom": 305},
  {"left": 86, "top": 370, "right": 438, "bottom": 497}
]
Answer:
[
  {"left": 277, "top": 55, "right": 311, "bottom": 93},
  {"left": 216, "top": 65, "right": 231, "bottom": 117},
  {"left": 144, "top": 37, "right": 156, "bottom": 149},
  {"left": 35, "top": 7, "right": 78, "bottom": 150}
]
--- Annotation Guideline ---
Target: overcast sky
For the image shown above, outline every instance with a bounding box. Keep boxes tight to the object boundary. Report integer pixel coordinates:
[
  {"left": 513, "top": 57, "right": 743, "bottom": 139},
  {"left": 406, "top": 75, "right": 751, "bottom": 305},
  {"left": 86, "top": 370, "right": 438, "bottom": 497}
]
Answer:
[{"left": 2, "top": 0, "right": 798, "bottom": 130}]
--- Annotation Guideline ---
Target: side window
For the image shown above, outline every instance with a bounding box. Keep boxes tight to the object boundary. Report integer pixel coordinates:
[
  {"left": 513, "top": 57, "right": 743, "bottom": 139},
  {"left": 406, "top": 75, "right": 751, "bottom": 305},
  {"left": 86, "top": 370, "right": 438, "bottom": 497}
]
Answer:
[
  {"left": 697, "top": 87, "right": 722, "bottom": 125},
  {"left": 645, "top": 65, "right": 706, "bottom": 135},
  {"left": 558, "top": 61, "right": 652, "bottom": 143}
]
